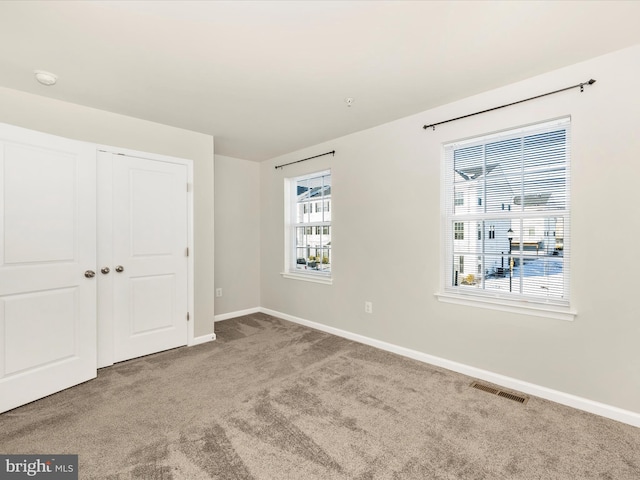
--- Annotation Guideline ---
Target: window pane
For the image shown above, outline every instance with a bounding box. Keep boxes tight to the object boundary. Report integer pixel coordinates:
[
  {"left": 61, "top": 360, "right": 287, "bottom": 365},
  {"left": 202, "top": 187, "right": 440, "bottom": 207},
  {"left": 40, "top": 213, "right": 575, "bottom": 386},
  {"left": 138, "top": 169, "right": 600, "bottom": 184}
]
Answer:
[
  {"left": 296, "top": 226, "right": 307, "bottom": 248},
  {"left": 453, "top": 221, "right": 464, "bottom": 241},
  {"left": 482, "top": 254, "right": 512, "bottom": 292},
  {"left": 295, "top": 248, "right": 308, "bottom": 270},
  {"left": 481, "top": 219, "right": 513, "bottom": 256},
  {"left": 296, "top": 179, "right": 310, "bottom": 223},
  {"left": 295, "top": 225, "right": 308, "bottom": 271},
  {"left": 307, "top": 175, "right": 324, "bottom": 227},
  {"left": 522, "top": 169, "right": 566, "bottom": 211},
  {"left": 453, "top": 145, "right": 482, "bottom": 216},
  {"left": 517, "top": 256, "right": 564, "bottom": 299},
  {"left": 453, "top": 221, "right": 482, "bottom": 255},
  {"left": 322, "top": 174, "right": 332, "bottom": 223},
  {"left": 317, "top": 248, "right": 331, "bottom": 273},
  {"left": 523, "top": 130, "right": 567, "bottom": 170}
]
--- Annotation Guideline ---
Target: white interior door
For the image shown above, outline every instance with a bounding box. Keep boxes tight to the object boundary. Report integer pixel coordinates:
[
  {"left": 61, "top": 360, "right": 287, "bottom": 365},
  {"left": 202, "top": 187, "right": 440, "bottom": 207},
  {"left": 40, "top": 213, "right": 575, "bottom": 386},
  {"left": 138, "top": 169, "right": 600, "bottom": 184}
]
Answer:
[
  {"left": 111, "top": 154, "right": 189, "bottom": 363},
  {"left": 0, "top": 124, "right": 97, "bottom": 413}
]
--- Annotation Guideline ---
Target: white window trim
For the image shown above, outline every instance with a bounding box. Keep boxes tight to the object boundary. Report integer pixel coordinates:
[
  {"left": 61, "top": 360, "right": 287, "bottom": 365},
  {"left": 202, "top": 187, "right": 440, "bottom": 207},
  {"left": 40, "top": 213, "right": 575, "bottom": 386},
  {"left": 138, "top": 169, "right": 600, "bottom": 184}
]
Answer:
[
  {"left": 283, "top": 169, "right": 332, "bottom": 284},
  {"left": 435, "top": 292, "right": 576, "bottom": 321},
  {"left": 438, "top": 117, "right": 574, "bottom": 319},
  {"left": 281, "top": 271, "right": 333, "bottom": 285}
]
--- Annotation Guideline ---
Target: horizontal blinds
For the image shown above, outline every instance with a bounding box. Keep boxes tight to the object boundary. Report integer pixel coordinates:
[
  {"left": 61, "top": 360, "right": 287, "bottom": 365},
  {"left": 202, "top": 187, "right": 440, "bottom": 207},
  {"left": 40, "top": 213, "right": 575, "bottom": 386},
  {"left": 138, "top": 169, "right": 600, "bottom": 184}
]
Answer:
[{"left": 444, "top": 118, "right": 570, "bottom": 305}]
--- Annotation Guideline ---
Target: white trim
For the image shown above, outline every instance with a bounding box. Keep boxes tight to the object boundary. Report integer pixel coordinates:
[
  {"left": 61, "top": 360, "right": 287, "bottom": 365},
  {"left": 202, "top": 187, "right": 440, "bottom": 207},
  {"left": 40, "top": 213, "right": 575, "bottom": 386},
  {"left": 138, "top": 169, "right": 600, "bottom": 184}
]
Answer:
[
  {"left": 259, "top": 307, "right": 639, "bottom": 428},
  {"left": 188, "top": 333, "right": 216, "bottom": 346},
  {"left": 435, "top": 292, "right": 576, "bottom": 321},
  {"left": 214, "top": 307, "right": 261, "bottom": 322},
  {"left": 280, "top": 272, "right": 333, "bottom": 285}
]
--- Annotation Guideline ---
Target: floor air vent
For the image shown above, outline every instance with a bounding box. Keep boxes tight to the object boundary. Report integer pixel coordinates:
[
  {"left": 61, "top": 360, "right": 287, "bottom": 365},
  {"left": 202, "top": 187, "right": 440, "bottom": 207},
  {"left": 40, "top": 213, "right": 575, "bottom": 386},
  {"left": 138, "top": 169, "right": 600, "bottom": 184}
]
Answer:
[{"left": 470, "top": 381, "right": 529, "bottom": 404}]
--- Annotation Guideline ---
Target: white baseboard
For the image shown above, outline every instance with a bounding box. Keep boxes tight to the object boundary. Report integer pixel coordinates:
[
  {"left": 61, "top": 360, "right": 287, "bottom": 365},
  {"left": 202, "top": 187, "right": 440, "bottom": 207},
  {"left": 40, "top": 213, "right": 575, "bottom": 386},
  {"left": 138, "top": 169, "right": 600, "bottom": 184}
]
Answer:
[
  {"left": 189, "top": 333, "right": 216, "bottom": 346},
  {"left": 214, "top": 307, "right": 261, "bottom": 322},
  {"left": 260, "top": 307, "right": 640, "bottom": 428}
]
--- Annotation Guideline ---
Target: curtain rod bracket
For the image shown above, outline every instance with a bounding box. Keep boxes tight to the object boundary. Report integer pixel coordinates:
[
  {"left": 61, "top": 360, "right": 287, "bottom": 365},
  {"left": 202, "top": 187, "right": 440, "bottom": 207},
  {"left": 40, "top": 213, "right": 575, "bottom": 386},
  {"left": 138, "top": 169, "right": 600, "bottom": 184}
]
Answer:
[{"left": 580, "top": 78, "right": 596, "bottom": 92}]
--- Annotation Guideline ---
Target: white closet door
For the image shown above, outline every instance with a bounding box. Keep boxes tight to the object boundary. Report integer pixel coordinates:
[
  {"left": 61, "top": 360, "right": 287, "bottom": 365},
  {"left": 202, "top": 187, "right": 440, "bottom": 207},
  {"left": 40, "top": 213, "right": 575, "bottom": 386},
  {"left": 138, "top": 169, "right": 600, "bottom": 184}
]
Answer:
[
  {"left": 0, "top": 124, "right": 97, "bottom": 414},
  {"left": 111, "top": 155, "right": 189, "bottom": 362}
]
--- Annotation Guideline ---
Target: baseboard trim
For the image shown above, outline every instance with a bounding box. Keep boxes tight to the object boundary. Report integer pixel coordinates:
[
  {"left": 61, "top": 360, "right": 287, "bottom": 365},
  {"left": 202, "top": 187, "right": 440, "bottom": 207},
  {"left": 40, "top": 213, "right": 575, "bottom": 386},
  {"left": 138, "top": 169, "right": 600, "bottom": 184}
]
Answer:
[
  {"left": 260, "top": 307, "right": 640, "bottom": 428},
  {"left": 214, "top": 307, "right": 261, "bottom": 322},
  {"left": 189, "top": 333, "right": 216, "bottom": 346}
]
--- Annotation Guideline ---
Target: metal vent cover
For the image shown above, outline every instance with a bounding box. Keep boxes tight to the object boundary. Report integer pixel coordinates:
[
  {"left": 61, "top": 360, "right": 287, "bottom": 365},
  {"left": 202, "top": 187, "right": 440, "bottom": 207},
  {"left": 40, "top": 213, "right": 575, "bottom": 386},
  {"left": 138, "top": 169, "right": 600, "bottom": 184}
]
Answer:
[{"left": 470, "top": 381, "right": 529, "bottom": 404}]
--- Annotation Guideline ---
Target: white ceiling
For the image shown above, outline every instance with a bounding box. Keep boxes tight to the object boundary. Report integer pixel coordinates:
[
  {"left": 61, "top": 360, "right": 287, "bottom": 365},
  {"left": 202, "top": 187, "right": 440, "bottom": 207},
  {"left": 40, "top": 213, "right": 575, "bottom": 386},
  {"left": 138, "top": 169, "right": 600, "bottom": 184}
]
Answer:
[{"left": 1, "top": 1, "right": 639, "bottom": 161}]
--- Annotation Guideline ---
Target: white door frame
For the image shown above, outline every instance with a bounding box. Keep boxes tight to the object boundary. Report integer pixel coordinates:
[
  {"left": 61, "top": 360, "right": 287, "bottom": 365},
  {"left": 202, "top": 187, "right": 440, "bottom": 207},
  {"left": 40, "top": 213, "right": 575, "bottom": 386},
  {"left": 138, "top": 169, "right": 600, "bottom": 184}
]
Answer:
[{"left": 96, "top": 146, "right": 195, "bottom": 368}]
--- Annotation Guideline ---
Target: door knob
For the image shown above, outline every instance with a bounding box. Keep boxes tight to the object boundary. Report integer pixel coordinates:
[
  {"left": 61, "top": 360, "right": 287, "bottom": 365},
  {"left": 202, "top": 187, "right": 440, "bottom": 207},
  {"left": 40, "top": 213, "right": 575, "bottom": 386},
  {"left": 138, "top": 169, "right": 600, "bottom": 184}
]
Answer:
[
  {"left": 115, "top": 265, "right": 124, "bottom": 273},
  {"left": 101, "top": 267, "right": 110, "bottom": 274},
  {"left": 84, "top": 270, "right": 96, "bottom": 278}
]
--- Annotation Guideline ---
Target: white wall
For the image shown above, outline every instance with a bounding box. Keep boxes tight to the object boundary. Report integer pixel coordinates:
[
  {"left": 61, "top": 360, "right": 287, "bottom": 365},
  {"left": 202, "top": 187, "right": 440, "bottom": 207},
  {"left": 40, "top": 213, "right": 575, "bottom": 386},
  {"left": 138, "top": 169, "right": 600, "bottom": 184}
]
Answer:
[
  {"left": 0, "top": 87, "right": 215, "bottom": 337},
  {"left": 260, "top": 45, "right": 640, "bottom": 414},
  {"left": 214, "top": 155, "right": 261, "bottom": 315}
]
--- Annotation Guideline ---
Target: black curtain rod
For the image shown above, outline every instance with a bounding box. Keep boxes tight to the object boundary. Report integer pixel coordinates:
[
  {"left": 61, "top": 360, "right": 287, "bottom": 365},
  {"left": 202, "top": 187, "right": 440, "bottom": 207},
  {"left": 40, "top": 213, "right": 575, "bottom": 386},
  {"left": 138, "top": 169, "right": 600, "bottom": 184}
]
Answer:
[
  {"left": 423, "top": 79, "right": 596, "bottom": 131},
  {"left": 275, "top": 150, "right": 335, "bottom": 170}
]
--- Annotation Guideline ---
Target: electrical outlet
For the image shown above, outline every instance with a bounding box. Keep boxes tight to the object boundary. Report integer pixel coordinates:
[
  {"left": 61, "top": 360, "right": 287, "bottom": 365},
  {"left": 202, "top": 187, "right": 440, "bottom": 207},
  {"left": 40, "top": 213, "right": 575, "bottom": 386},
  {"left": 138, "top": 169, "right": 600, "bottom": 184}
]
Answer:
[
  {"left": 216, "top": 288, "right": 223, "bottom": 297},
  {"left": 364, "top": 301, "right": 373, "bottom": 314}
]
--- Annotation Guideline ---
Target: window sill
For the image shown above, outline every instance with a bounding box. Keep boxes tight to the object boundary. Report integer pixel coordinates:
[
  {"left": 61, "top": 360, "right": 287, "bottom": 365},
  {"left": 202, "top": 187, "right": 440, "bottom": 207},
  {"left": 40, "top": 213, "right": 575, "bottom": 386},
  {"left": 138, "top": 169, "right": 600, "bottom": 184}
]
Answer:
[
  {"left": 435, "top": 292, "right": 576, "bottom": 321},
  {"left": 281, "top": 272, "right": 333, "bottom": 285}
]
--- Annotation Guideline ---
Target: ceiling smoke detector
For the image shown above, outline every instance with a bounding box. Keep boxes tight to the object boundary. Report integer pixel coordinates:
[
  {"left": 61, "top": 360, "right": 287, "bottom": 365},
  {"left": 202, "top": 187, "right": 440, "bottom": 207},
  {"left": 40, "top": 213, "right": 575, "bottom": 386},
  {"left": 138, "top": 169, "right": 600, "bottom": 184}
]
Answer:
[
  {"left": 34, "top": 70, "right": 58, "bottom": 86},
  {"left": 345, "top": 97, "right": 354, "bottom": 107}
]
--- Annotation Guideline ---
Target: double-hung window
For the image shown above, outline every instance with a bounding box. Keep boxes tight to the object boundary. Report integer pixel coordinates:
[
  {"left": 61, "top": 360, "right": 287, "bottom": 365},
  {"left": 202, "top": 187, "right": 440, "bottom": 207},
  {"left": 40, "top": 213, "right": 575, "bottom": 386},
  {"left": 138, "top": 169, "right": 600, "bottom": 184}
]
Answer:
[
  {"left": 284, "top": 170, "right": 332, "bottom": 282},
  {"left": 442, "top": 118, "right": 571, "bottom": 314}
]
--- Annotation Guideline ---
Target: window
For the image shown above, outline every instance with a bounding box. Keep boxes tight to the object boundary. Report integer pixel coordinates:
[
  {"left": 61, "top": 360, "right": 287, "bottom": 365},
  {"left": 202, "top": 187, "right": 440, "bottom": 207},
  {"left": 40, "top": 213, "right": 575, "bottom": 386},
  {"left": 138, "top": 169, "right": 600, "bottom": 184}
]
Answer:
[
  {"left": 454, "top": 192, "right": 464, "bottom": 206},
  {"left": 284, "top": 170, "right": 331, "bottom": 281},
  {"left": 442, "top": 118, "right": 570, "bottom": 310}
]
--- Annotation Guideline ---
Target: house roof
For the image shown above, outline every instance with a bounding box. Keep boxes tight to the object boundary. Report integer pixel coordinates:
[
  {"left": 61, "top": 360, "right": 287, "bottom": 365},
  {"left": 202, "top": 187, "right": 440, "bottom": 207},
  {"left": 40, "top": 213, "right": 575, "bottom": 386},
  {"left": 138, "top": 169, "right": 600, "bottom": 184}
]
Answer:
[
  {"left": 455, "top": 164, "right": 498, "bottom": 181},
  {"left": 298, "top": 185, "right": 331, "bottom": 200}
]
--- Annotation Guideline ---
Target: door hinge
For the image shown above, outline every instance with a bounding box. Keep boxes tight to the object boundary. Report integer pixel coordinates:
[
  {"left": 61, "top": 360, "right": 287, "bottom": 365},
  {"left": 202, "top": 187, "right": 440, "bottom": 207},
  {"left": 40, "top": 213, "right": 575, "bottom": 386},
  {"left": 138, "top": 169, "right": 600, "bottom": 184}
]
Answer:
[
  {"left": 187, "top": 312, "right": 190, "bottom": 322},
  {"left": 186, "top": 247, "right": 189, "bottom": 257}
]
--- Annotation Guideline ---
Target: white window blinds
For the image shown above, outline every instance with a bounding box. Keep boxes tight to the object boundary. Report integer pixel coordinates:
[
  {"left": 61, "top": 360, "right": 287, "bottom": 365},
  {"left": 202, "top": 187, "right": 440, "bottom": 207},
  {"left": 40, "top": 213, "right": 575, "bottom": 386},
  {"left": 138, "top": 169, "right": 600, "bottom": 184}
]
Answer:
[{"left": 443, "top": 118, "right": 570, "bottom": 306}]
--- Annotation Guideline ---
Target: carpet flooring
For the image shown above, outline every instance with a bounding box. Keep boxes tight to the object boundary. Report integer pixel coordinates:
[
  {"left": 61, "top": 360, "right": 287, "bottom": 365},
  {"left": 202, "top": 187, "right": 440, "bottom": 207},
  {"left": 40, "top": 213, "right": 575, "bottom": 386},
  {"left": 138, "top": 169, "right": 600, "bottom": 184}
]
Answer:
[{"left": 1, "top": 312, "right": 638, "bottom": 479}]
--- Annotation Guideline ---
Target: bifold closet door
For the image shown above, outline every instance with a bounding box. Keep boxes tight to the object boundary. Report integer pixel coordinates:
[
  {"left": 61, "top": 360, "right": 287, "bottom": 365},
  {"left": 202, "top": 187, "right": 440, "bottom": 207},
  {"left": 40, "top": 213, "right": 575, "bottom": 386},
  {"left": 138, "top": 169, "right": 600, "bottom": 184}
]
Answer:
[
  {"left": 108, "top": 154, "right": 189, "bottom": 363},
  {"left": 0, "top": 124, "right": 97, "bottom": 413}
]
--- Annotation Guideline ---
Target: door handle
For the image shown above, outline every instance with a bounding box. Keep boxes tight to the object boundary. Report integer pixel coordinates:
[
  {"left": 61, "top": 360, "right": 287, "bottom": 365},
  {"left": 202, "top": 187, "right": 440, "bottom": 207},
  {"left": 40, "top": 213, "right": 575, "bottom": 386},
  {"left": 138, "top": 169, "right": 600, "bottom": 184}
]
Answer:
[
  {"left": 84, "top": 270, "right": 96, "bottom": 278},
  {"left": 101, "top": 267, "right": 110, "bottom": 274},
  {"left": 115, "top": 265, "right": 124, "bottom": 273}
]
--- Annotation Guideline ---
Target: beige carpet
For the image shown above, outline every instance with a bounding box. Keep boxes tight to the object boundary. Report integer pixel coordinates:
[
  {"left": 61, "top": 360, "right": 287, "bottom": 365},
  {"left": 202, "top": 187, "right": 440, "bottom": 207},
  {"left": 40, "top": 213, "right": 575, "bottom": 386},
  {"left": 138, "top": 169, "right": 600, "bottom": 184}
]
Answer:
[{"left": 1, "top": 312, "right": 638, "bottom": 479}]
